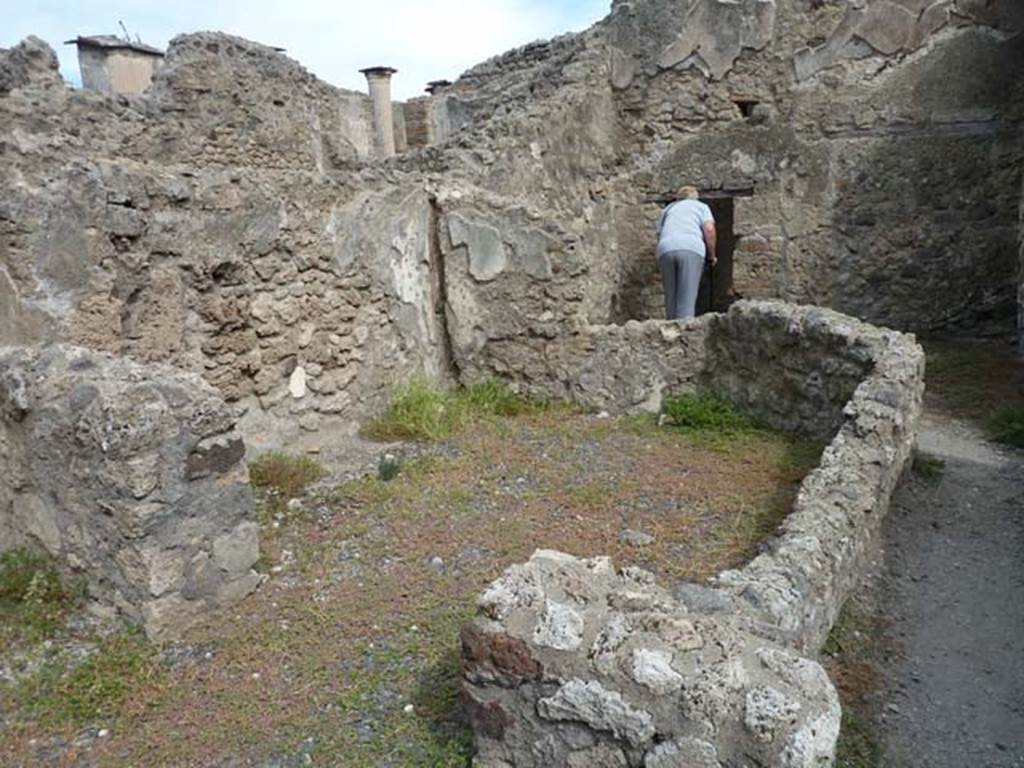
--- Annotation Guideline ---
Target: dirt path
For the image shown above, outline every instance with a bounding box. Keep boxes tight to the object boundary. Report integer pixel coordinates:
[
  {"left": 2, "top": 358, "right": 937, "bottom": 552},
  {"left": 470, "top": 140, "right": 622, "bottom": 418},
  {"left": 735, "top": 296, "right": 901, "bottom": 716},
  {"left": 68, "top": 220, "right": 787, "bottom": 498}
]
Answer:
[{"left": 877, "top": 412, "right": 1024, "bottom": 767}]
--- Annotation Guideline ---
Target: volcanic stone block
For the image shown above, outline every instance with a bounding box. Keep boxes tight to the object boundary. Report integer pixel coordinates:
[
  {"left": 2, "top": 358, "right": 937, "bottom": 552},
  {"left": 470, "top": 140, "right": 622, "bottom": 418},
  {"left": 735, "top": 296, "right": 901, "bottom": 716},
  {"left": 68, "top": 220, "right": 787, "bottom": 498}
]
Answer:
[{"left": 0, "top": 344, "right": 259, "bottom": 639}]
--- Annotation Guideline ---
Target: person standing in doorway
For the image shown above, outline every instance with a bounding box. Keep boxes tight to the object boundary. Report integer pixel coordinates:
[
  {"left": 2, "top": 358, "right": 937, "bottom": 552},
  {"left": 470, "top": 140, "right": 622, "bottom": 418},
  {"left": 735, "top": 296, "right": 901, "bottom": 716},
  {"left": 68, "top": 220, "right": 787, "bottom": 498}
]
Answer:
[{"left": 656, "top": 186, "right": 716, "bottom": 320}]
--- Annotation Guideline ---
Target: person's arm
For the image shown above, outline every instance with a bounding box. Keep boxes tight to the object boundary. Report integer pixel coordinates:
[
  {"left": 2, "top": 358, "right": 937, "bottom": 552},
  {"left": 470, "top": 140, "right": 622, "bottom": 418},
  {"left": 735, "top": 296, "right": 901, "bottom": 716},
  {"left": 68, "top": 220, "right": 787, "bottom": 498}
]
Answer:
[
  {"left": 657, "top": 203, "right": 672, "bottom": 238},
  {"left": 703, "top": 220, "right": 717, "bottom": 266}
]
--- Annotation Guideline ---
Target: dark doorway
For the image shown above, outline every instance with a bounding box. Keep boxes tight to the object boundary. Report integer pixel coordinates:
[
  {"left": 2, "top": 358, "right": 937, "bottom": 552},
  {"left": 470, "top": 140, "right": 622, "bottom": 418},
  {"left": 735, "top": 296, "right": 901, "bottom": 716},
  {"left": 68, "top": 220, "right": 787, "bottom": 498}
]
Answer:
[{"left": 695, "top": 195, "right": 737, "bottom": 315}]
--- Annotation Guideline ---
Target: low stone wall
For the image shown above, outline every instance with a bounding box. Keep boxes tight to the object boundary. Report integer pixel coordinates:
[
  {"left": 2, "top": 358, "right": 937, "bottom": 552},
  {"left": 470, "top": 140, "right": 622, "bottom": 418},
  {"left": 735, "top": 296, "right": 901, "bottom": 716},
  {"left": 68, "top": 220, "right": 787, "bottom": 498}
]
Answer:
[
  {"left": 0, "top": 345, "right": 259, "bottom": 640},
  {"left": 706, "top": 302, "right": 886, "bottom": 440},
  {"left": 462, "top": 301, "right": 925, "bottom": 767},
  {"left": 463, "top": 551, "right": 841, "bottom": 768},
  {"left": 712, "top": 304, "right": 925, "bottom": 651},
  {"left": 476, "top": 301, "right": 883, "bottom": 432},
  {"left": 475, "top": 319, "right": 707, "bottom": 412}
]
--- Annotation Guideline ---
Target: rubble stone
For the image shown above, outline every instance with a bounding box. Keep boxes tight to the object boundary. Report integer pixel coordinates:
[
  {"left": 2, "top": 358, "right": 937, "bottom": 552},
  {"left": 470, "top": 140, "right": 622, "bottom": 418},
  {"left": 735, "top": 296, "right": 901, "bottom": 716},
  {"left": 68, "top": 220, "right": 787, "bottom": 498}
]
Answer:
[{"left": 0, "top": 345, "right": 258, "bottom": 639}]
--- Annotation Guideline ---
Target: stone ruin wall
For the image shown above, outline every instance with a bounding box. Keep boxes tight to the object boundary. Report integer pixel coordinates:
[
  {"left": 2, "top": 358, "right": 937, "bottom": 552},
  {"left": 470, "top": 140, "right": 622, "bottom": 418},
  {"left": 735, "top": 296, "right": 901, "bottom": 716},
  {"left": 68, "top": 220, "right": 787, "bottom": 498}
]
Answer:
[
  {"left": 605, "top": 0, "right": 1024, "bottom": 333},
  {"left": 1, "top": 24, "right": 627, "bottom": 444},
  {"left": 0, "top": 0, "right": 1019, "bottom": 653},
  {"left": 1, "top": 34, "right": 457, "bottom": 450},
  {"left": 427, "top": 0, "right": 1024, "bottom": 335},
  {"left": 3, "top": 1, "right": 1021, "bottom": 446},
  {"left": 463, "top": 301, "right": 925, "bottom": 767},
  {"left": 0, "top": 345, "right": 258, "bottom": 640}
]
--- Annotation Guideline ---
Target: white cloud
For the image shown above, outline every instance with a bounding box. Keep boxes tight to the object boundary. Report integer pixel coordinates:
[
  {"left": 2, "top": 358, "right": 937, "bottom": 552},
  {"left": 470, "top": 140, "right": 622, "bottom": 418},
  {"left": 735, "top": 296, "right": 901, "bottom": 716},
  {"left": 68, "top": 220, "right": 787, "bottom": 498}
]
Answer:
[{"left": 1, "top": 0, "right": 609, "bottom": 99}]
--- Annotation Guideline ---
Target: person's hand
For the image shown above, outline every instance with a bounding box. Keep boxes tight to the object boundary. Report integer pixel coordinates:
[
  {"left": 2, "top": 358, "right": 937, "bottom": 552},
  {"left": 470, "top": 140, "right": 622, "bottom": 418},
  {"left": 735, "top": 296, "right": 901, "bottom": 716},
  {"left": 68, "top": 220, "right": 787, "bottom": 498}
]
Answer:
[{"left": 708, "top": 257, "right": 717, "bottom": 268}]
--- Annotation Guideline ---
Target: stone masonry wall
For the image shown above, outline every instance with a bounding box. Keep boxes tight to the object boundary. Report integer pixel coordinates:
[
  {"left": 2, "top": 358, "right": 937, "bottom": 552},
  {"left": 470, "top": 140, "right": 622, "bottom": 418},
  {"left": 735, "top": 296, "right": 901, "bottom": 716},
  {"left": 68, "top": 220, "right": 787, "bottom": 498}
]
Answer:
[
  {"left": 705, "top": 303, "right": 880, "bottom": 440},
  {"left": 462, "top": 302, "right": 925, "bottom": 767},
  {"left": 601, "top": 0, "right": 1024, "bottom": 332},
  {"left": 428, "top": 0, "right": 1024, "bottom": 336},
  {"left": 5, "top": 1, "right": 1017, "bottom": 449},
  {"left": 710, "top": 303, "right": 925, "bottom": 650},
  {"left": 0, "top": 345, "right": 259, "bottom": 640},
  {"left": 443, "top": 297, "right": 886, "bottom": 436},
  {"left": 1, "top": 35, "right": 448, "bottom": 448}
]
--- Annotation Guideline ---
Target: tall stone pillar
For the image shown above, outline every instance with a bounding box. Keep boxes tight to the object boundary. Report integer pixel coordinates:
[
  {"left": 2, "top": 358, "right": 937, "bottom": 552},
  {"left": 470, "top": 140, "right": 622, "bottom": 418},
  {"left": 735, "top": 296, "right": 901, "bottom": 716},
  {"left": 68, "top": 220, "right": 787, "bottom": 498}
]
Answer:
[{"left": 360, "top": 66, "right": 398, "bottom": 158}]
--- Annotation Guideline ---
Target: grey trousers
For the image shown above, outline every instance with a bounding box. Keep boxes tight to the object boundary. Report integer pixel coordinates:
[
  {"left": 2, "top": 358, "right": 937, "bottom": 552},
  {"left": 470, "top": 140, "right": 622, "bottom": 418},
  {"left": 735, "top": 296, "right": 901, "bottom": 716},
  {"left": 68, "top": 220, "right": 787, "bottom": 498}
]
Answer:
[{"left": 658, "top": 249, "right": 704, "bottom": 320}]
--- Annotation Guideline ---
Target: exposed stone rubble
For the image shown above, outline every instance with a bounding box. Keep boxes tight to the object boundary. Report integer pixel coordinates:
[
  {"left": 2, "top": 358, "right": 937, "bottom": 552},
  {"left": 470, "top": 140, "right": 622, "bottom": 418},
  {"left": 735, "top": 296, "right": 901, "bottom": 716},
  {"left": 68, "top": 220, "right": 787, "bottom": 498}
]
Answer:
[
  {"left": 464, "top": 551, "right": 841, "bottom": 768},
  {"left": 463, "top": 301, "right": 925, "bottom": 766},
  {"left": 0, "top": 36, "right": 63, "bottom": 95},
  {"left": 0, "top": 345, "right": 258, "bottom": 639}
]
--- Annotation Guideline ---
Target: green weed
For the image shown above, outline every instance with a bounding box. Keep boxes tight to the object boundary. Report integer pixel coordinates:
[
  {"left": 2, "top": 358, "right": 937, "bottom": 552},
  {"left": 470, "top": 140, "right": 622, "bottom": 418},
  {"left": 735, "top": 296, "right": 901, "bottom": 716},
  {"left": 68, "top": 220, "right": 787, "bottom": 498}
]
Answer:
[
  {"left": 824, "top": 600, "right": 884, "bottom": 768},
  {"left": 660, "top": 393, "right": 756, "bottom": 434},
  {"left": 836, "top": 708, "right": 883, "bottom": 768},
  {"left": 911, "top": 449, "right": 946, "bottom": 481},
  {"left": 655, "top": 393, "right": 761, "bottom": 442},
  {"left": 378, "top": 452, "right": 403, "bottom": 481},
  {"left": 249, "top": 452, "right": 326, "bottom": 499},
  {"left": 12, "top": 627, "right": 159, "bottom": 727},
  {"left": 0, "top": 548, "right": 81, "bottom": 646},
  {"left": 779, "top": 438, "right": 826, "bottom": 473},
  {"left": 365, "top": 377, "right": 546, "bottom": 442},
  {"left": 988, "top": 403, "right": 1024, "bottom": 448}
]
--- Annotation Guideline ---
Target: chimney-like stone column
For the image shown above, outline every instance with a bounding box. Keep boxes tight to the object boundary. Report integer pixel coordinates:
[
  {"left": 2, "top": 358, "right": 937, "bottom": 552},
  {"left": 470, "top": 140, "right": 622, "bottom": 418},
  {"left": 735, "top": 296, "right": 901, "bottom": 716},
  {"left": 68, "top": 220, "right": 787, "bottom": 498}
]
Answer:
[{"left": 360, "top": 66, "right": 398, "bottom": 158}]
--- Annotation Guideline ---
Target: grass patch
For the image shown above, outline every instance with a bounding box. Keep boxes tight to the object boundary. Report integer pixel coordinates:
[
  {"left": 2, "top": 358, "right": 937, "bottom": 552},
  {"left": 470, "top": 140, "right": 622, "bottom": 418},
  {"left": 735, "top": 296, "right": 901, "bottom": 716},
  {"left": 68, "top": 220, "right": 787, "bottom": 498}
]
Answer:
[
  {"left": 250, "top": 452, "right": 327, "bottom": 499},
  {"left": 0, "top": 410, "right": 823, "bottom": 766},
  {"left": 911, "top": 449, "right": 945, "bottom": 481},
  {"left": 824, "top": 600, "right": 884, "bottom": 768},
  {"left": 660, "top": 393, "right": 756, "bottom": 434},
  {"left": 0, "top": 548, "right": 81, "bottom": 648},
  {"left": 364, "top": 377, "right": 547, "bottom": 442},
  {"left": 836, "top": 709, "right": 883, "bottom": 768},
  {"left": 922, "top": 338, "right": 1024, "bottom": 425},
  {"left": 988, "top": 403, "right": 1024, "bottom": 448},
  {"left": 11, "top": 628, "right": 159, "bottom": 727},
  {"left": 250, "top": 453, "right": 328, "bottom": 570}
]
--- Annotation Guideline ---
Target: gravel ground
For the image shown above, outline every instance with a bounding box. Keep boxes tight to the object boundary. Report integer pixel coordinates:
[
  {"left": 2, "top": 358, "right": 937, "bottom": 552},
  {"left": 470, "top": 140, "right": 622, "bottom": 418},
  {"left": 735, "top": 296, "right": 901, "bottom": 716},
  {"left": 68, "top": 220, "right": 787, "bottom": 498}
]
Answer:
[
  {"left": 0, "top": 411, "right": 816, "bottom": 767},
  {"left": 877, "top": 412, "right": 1024, "bottom": 767}
]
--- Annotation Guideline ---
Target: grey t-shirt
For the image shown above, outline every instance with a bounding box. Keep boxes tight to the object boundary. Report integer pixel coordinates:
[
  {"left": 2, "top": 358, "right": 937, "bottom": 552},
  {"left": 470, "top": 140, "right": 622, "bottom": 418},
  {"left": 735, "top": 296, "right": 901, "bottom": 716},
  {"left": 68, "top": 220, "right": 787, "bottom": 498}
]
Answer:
[{"left": 657, "top": 200, "right": 714, "bottom": 257}]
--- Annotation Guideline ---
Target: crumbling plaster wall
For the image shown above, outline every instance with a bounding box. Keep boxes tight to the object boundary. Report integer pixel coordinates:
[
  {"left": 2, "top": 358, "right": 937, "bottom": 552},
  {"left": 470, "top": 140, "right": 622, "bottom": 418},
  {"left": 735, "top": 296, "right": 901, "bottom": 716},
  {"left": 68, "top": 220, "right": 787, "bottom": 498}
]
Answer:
[{"left": 0, "top": 345, "right": 259, "bottom": 639}]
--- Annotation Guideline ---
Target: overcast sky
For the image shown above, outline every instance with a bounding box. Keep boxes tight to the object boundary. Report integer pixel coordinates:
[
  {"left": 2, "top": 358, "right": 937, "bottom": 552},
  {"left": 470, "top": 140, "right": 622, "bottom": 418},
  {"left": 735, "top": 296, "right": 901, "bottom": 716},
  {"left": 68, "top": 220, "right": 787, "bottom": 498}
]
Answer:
[{"left": 2, "top": 0, "right": 611, "bottom": 99}]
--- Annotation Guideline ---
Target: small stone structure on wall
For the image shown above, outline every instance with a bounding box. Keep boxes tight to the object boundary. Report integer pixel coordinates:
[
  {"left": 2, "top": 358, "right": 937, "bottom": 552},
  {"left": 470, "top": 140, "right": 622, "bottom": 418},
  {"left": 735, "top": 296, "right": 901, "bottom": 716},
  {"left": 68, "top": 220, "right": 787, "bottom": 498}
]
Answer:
[
  {"left": 0, "top": 345, "right": 259, "bottom": 640},
  {"left": 66, "top": 35, "right": 165, "bottom": 96},
  {"left": 462, "top": 301, "right": 925, "bottom": 766}
]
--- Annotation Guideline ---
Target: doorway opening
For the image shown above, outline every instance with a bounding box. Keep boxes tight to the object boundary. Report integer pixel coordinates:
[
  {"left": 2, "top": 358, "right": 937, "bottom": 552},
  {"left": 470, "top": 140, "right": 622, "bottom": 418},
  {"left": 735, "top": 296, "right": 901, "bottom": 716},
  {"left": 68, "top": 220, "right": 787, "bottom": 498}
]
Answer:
[{"left": 696, "top": 193, "right": 738, "bottom": 316}]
